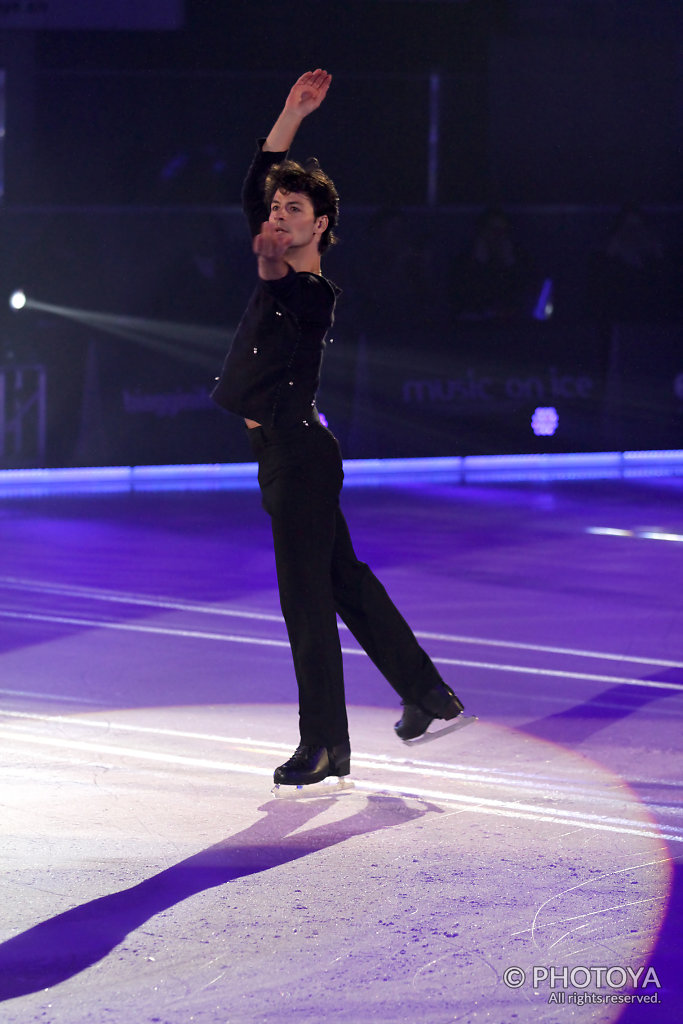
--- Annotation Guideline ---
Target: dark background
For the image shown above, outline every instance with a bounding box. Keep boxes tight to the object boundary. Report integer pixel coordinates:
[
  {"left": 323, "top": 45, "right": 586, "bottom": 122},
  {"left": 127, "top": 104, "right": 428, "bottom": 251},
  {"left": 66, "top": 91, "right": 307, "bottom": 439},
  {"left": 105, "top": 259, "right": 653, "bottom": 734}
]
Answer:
[{"left": 0, "top": 0, "right": 681, "bottom": 467}]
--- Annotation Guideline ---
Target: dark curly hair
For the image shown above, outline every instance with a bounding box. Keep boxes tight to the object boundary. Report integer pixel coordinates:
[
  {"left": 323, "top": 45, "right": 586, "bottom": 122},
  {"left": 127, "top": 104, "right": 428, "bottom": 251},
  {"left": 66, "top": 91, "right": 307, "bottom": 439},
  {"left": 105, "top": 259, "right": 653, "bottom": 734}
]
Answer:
[{"left": 265, "top": 157, "right": 339, "bottom": 253}]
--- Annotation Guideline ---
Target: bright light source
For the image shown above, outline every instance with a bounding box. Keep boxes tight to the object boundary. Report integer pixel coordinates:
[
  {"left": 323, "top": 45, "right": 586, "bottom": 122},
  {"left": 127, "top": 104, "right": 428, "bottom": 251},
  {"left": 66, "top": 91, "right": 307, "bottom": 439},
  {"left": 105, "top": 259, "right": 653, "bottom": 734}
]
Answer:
[
  {"left": 533, "top": 278, "right": 554, "bottom": 320},
  {"left": 587, "top": 526, "right": 683, "bottom": 543},
  {"left": 9, "top": 290, "right": 27, "bottom": 310},
  {"left": 531, "top": 406, "right": 559, "bottom": 436}
]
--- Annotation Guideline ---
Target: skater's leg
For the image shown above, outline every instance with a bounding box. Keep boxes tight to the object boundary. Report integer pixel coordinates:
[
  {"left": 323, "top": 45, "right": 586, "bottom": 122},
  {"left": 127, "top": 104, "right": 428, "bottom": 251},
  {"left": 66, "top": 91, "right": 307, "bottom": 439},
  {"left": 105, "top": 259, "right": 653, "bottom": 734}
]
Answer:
[
  {"left": 256, "top": 424, "right": 349, "bottom": 751},
  {"left": 330, "top": 508, "right": 463, "bottom": 736},
  {"left": 330, "top": 508, "right": 440, "bottom": 700},
  {"left": 269, "top": 491, "right": 349, "bottom": 748}
]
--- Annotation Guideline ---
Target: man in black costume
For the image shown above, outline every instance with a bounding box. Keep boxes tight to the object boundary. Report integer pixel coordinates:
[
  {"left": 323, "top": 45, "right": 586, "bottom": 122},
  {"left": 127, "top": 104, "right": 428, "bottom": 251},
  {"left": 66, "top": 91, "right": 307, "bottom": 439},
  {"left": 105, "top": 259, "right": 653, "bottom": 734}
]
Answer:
[{"left": 213, "top": 70, "right": 464, "bottom": 787}]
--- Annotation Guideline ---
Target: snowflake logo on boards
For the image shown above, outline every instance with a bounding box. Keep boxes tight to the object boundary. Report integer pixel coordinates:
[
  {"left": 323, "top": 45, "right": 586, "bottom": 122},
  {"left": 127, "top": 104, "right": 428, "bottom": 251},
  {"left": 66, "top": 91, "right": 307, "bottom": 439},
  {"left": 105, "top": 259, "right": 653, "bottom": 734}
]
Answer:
[{"left": 531, "top": 406, "right": 559, "bottom": 437}]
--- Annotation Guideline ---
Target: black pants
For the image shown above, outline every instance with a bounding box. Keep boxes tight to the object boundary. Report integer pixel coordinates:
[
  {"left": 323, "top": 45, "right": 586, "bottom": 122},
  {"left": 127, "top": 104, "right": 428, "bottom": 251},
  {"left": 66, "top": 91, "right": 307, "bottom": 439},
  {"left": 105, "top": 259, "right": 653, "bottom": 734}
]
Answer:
[{"left": 248, "top": 419, "right": 446, "bottom": 748}]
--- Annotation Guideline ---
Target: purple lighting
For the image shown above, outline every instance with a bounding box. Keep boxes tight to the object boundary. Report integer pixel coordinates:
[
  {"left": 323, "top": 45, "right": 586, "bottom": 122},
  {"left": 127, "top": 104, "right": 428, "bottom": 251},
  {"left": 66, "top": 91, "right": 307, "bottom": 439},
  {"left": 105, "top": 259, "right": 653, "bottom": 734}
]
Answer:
[
  {"left": 1, "top": 450, "right": 682, "bottom": 498},
  {"left": 531, "top": 407, "right": 559, "bottom": 437},
  {"left": 532, "top": 278, "right": 554, "bottom": 320}
]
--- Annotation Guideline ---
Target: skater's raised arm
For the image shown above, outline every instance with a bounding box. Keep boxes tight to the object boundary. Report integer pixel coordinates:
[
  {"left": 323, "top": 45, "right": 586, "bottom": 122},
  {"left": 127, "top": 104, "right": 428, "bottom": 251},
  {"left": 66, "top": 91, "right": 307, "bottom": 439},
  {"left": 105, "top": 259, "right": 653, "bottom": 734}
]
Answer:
[
  {"left": 263, "top": 69, "right": 332, "bottom": 153},
  {"left": 241, "top": 69, "right": 332, "bottom": 239}
]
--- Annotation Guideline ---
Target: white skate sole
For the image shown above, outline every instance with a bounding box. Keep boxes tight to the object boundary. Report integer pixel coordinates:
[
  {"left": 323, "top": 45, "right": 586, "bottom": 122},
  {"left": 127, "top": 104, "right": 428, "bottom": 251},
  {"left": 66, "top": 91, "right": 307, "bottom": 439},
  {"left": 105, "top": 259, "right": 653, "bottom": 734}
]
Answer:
[
  {"left": 401, "top": 713, "right": 478, "bottom": 745},
  {"left": 272, "top": 776, "right": 356, "bottom": 799}
]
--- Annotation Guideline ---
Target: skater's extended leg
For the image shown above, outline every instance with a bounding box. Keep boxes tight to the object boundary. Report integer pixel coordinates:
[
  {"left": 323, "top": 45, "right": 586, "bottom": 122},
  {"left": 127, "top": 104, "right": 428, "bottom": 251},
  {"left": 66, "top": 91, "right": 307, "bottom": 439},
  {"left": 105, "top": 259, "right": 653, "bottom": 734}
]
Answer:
[{"left": 330, "top": 508, "right": 463, "bottom": 738}]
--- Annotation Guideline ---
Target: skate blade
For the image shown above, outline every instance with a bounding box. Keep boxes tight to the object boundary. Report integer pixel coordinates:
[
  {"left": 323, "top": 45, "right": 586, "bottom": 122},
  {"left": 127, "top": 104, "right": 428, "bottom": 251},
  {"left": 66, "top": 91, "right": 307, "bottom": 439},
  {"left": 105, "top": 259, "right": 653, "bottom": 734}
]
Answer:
[
  {"left": 271, "top": 776, "right": 355, "bottom": 800},
  {"left": 402, "top": 714, "right": 478, "bottom": 745}
]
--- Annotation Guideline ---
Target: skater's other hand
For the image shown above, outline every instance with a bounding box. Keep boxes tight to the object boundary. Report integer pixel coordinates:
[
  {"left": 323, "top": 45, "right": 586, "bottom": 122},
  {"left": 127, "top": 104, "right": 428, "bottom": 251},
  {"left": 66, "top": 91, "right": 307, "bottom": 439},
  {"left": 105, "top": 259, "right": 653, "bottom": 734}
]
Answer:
[{"left": 253, "top": 221, "right": 292, "bottom": 279}]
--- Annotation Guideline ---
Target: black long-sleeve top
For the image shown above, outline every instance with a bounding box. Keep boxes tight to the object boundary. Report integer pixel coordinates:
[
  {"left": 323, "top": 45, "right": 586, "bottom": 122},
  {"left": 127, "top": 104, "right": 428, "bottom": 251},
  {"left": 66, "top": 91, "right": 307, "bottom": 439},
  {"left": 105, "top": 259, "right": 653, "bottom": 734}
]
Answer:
[{"left": 211, "top": 143, "right": 339, "bottom": 429}]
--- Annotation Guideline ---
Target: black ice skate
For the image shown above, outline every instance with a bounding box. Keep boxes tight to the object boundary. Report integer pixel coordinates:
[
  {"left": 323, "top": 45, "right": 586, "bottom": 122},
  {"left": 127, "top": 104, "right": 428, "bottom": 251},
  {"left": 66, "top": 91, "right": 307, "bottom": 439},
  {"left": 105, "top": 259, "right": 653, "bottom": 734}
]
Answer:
[
  {"left": 272, "top": 741, "right": 353, "bottom": 797},
  {"left": 395, "top": 682, "right": 466, "bottom": 742}
]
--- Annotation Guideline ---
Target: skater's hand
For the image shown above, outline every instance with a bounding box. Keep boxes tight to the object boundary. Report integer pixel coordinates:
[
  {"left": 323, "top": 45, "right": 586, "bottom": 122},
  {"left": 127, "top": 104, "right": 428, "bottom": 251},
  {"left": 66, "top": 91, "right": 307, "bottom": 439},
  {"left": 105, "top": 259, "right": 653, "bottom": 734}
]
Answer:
[
  {"left": 283, "top": 70, "right": 332, "bottom": 119},
  {"left": 263, "top": 70, "right": 332, "bottom": 153},
  {"left": 253, "top": 221, "right": 291, "bottom": 279}
]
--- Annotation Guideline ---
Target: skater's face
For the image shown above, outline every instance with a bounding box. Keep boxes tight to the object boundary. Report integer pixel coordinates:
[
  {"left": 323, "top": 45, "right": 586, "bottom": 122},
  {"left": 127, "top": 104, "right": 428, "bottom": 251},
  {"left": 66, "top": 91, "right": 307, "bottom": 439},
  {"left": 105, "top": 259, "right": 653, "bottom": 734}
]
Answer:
[{"left": 269, "top": 189, "right": 328, "bottom": 253}]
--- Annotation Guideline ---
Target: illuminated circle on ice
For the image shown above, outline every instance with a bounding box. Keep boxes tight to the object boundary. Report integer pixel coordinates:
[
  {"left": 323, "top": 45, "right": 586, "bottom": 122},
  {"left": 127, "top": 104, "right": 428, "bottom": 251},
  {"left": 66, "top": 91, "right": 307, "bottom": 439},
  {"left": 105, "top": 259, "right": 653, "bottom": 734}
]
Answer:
[
  {"left": 0, "top": 702, "right": 673, "bottom": 1020},
  {"left": 531, "top": 405, "right": 559, "bottom": 436}
]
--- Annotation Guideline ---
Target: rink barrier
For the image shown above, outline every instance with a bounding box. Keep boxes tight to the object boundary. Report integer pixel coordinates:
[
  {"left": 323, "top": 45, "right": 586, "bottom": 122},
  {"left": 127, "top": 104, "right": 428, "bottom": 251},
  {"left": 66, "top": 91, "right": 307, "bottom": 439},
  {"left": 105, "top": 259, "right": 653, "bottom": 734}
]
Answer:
[{"left": 0, "top": 449, "right": 682, "bottom": 497}]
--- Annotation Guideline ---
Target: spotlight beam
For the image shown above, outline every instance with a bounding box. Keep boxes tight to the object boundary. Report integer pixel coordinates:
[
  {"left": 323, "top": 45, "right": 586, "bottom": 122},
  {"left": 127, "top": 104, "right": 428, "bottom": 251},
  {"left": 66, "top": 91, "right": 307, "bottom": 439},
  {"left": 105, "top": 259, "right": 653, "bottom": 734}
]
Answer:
[
  {"left": 68, "top": 309, "right": 229, "bottom": 350},
  {"left": 74, "top": 320, "right": 221, "bottom": 370},
  {"left": 13, "top": 296, "right": 233, "bottom": 359}
]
